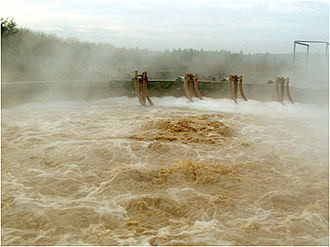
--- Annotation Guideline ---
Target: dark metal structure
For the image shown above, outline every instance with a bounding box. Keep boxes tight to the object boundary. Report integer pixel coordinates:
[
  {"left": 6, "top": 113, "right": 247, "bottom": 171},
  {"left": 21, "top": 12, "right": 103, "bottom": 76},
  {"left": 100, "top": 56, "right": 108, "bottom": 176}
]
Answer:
[{"left": 293, "top": 40, "right": 329, "bottom": 69}]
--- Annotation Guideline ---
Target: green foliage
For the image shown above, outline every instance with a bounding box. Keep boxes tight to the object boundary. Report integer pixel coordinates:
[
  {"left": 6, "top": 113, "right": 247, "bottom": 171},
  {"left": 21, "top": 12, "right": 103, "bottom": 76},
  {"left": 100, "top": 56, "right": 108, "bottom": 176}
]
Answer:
[{"left": 1, "top": 18, "right": 18, "bottom": 37}]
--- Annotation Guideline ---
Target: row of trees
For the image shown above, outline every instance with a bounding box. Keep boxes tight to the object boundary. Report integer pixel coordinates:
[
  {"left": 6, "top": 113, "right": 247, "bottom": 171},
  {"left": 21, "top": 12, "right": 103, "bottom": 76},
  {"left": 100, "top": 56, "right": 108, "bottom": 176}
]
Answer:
[{"left": 1, "top": 18, "right": 292, "bottom": 83}]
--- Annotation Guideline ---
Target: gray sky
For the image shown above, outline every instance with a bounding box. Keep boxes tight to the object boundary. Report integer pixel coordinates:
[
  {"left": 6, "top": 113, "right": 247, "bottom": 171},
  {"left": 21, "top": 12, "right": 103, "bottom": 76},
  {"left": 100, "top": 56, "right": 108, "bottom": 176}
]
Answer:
[{"left": 1, "top": 0, "right": 329, "bottom": 53}]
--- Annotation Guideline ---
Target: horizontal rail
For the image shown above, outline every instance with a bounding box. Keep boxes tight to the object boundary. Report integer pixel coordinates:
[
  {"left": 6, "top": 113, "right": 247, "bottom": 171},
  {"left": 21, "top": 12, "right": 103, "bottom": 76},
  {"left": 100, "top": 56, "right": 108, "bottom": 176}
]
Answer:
[
  {"left": 2, "top": 79, "right": 227, "bottom": 85},
  {"left": 295, "top": 40, "right": 329, "bottom": 44},
  {"left": 1, "top": 79, "right": 328, "bottom": 90},
  {"left": 1, "top": 79, "right": 131, "bottom": 85}
]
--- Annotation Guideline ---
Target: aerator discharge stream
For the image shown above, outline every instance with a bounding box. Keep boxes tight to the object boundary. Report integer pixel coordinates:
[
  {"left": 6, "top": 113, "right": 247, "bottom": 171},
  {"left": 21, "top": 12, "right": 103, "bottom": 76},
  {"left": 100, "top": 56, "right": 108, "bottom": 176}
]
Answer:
[{"left": 132, "top": 71, "right": 297, "bottom": 106}]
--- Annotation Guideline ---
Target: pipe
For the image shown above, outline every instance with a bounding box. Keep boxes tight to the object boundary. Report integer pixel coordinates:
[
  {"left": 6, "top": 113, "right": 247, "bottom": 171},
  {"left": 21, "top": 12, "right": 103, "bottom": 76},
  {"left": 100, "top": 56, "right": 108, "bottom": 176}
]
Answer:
[
  {"left": 134, "top": 70, "right": 144, "bottom": 105},
  {"left": 193, "top": 74, "right": 203, "bottom": 100},
  {"left": 285, "top": 78, "right": 295, "bottom": 104},
  {"left": 184, "top": 74, "right": 193, "bottom": 102},
  {"left": 238, "top": 75, "right": 248, "bottom": 101},
  {"left": 142, "top": 72, "right": 154, "bottom": 105},
  {"left": 275, "top": 77, "right": 281, "bottom": 103},
  {"left": 280, "top": 79, "right": 285, "bottom": 104},
  {"left": 228, "top": 75, "right": 238, "bottom": 103},
  {"left": 140, "top": 72, "right": 148, "bottom": 105},
  {"left": 189, "top": 78, "right": 194, "bottom": 100},
  {"left": 233, "top": 78, "right": 238, "bottom": 101}
]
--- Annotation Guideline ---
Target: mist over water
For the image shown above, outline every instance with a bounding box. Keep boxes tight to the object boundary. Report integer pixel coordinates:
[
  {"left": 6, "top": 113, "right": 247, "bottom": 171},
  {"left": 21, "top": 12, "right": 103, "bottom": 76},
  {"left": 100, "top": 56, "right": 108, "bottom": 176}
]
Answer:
[
  {"left": 2, "top": 96, "right": 328, "bottom": 246},
  {"left": 2, "top": 28, "right": 297, "bottom": 83},
  {"left": 2, "top": 3, "right": 329, "bottom": 244}
]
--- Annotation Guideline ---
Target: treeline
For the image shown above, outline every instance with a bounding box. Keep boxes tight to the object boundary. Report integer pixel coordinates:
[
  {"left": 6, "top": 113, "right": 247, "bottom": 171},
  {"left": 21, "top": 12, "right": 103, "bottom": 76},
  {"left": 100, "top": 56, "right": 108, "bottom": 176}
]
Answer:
[{"left": 1, "top": 19, "right": 292, "bottom": 83}]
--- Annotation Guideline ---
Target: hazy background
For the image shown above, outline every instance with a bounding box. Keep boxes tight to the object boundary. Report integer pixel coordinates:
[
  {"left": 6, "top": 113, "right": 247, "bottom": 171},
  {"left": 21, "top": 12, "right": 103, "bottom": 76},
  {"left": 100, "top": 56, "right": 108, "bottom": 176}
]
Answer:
[
  {"left": 1, "top": 0, "right": 329, "bottom": 85},
  {"left": 1, "top": 0, "right": 329, "bottom": 53}
]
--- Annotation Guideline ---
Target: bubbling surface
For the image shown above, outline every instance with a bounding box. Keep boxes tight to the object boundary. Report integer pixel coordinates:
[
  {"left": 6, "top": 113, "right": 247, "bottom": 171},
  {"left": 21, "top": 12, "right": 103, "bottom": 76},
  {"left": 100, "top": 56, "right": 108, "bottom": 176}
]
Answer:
[{"left": 1, "top": 97, "right": 328, "bottom": 245}]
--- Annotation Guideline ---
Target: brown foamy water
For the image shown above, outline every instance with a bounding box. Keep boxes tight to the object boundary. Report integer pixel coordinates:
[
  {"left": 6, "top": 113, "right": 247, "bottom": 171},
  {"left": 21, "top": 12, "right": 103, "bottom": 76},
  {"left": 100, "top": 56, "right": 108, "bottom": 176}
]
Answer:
[{"left": 1, "top": 98, "right": 329, "bottom": 245}]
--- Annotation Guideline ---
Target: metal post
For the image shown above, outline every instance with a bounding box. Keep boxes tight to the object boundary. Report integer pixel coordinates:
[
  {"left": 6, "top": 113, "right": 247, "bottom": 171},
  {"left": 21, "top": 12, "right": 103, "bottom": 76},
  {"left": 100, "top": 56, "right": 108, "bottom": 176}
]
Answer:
[
  {"left": 306, "top": 44, "right": 310, "bottom": 70},
  {"left": 293, "top": 41, "right": 296, "bottom": 68},
  {"left": 326, "top": 44, "right": 329, "bottom": 70}
]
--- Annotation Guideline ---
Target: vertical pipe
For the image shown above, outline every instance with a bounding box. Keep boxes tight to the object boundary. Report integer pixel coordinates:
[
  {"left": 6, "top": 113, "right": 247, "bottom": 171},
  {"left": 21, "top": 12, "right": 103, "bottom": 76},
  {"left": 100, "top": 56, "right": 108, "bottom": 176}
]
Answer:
[
  {"left": 275, "top": 77, "right": 280, "bottom": 103},
  {"left": 286, "top": 78, "right": 294, "bottom": 104},
  {"left": 293, "top": 41, "right": 296, "bottom": 69},
  {"left": 140, "top": 72, "right": 147, "bottom": 105},
  {"left": 306, "top": 45, "right": 310, "bottom": 71},
  {"left": 142, "top": 72, "right": 153, "bottom": 105},
  {"left": 228, "top": 75, "right": 238, "bottom": 103},
  {"left": 193, "top": 74, "right": 203, "bottom": 100},
  {"left": 233, "top": 77, "right": 238, "bottom": 101},
  {"left": 189, "top": 75, "right": 194, "bottom": 99},
  {"left": 238, "top": 75, "right": 248, "bottom": 101},
  {"left": 326, "top": 44, "right": 329, "bottom": 74},
  {"left": 134, "top": 70, "right": 143, "bottom": 105},
  {"left": 280, "top": 78, "right": 285, "bottom": 104},
  {"left": 184, "top": 74, "right": 193, "bottom": 102}
]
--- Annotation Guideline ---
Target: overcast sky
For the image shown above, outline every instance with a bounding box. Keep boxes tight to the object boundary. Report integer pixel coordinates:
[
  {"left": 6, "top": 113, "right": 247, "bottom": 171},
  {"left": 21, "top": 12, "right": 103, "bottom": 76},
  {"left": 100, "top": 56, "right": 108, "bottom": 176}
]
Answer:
[{"left": 1, "top": 0, "right": 329, "bottom": 53}]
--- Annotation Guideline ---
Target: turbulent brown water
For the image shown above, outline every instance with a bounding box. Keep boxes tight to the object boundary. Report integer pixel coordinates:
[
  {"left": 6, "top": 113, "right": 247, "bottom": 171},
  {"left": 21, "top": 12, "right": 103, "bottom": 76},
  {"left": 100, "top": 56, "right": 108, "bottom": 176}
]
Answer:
[{"left": 1, "top": 97, "right": 329, "bottom": 245}]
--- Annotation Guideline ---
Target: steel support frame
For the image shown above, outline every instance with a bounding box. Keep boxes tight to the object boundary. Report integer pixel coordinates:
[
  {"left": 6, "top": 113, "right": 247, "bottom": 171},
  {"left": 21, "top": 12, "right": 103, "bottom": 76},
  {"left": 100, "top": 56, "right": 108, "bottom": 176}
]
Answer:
[{"left": 293, "top": 40, "right": 329, "bottom": 69}]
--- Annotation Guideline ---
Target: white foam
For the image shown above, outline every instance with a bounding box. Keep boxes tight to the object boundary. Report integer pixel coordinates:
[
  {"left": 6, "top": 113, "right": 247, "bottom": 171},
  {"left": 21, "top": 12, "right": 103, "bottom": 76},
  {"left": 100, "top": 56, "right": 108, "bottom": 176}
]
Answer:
[
  {"left": 153, "top": 97, "right": 328, "bottom": 120},
  {"left": 94, "top": 200, "right": 128, "bottom": 227},
  {"left": 89, "top": 96, "right": 328, "bottom": 121},
  {"left": 6, "top": 96, "right": 328, "bottom": 123}
]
